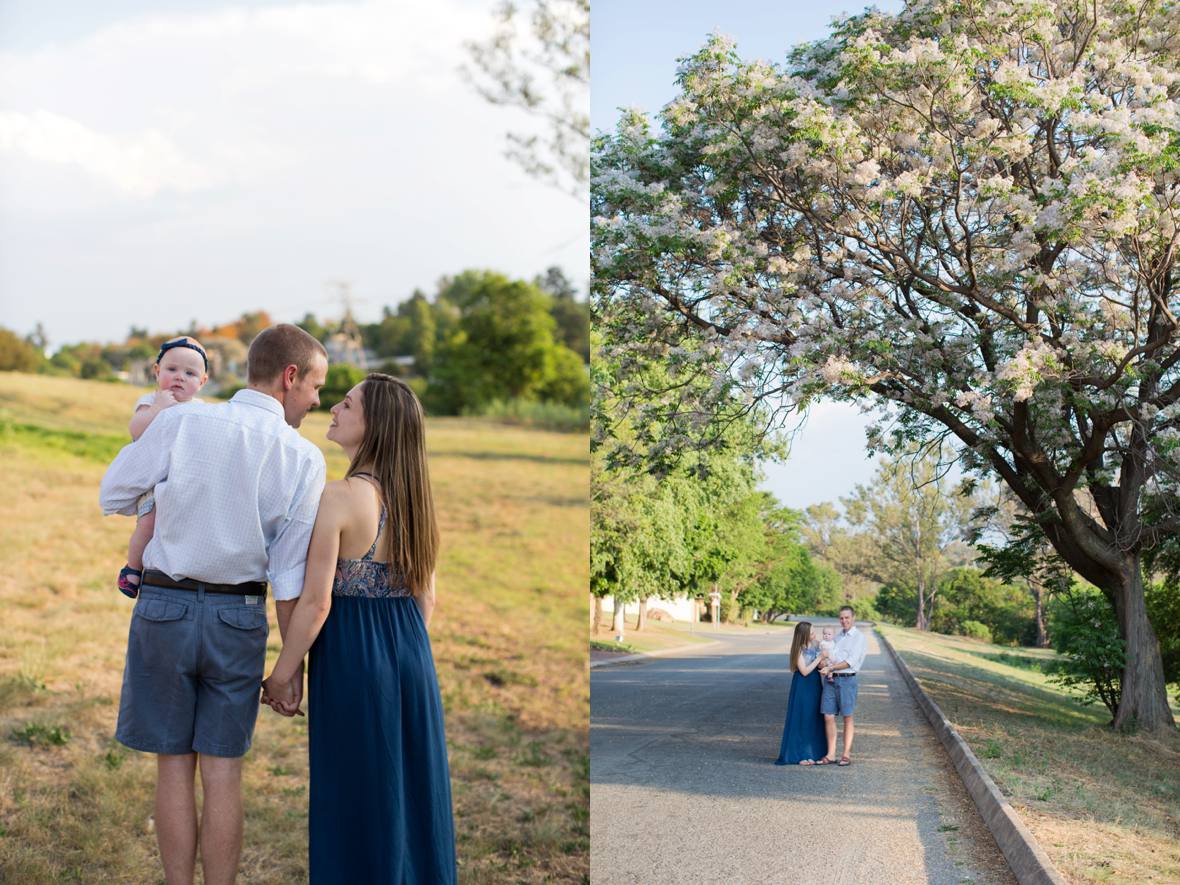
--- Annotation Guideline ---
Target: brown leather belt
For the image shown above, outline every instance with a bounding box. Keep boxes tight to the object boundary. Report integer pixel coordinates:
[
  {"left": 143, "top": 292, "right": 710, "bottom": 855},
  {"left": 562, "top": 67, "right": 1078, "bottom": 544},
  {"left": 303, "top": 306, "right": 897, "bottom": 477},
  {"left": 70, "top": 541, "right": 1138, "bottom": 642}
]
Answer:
[{"left": 142, "top": 569, "right": 267, "bottom": 597}]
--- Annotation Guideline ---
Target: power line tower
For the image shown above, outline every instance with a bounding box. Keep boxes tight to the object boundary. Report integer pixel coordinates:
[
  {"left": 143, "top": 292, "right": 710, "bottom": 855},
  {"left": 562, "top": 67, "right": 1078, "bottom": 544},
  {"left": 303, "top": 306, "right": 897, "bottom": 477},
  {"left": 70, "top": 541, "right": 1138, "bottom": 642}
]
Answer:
[{"left": 323, "top": 280, "right": 369, "bottom": 369}]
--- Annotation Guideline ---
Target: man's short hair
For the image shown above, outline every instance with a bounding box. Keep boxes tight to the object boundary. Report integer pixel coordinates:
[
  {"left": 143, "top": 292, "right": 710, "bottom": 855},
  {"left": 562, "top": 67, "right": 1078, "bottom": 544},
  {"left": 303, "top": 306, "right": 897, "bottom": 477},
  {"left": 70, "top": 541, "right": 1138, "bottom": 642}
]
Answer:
[
  {"left": 247, "top": 324, "right": 327, "bottom": 384},
  {"left": 839, "top": 604, "right": 855, "bottom": 616}
]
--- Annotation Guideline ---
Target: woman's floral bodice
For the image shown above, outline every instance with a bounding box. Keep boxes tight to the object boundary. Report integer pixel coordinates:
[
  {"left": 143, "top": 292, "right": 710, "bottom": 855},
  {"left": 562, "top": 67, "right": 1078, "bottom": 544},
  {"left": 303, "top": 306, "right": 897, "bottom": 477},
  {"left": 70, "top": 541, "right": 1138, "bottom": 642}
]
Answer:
[{"left": 332, "top": 507, "right": 412, "bottom": 599}]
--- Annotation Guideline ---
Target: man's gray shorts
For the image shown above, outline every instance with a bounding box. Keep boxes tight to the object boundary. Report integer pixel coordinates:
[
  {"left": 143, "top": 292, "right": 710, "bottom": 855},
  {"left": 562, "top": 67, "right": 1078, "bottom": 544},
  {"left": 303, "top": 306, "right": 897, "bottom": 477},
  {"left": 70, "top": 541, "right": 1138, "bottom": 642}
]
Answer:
[
  {"left": 116, "top": 583, "right": 268, "bottom": 757},
  {"left": 820, "top": 673, "right": 859, "bottom": 717}
]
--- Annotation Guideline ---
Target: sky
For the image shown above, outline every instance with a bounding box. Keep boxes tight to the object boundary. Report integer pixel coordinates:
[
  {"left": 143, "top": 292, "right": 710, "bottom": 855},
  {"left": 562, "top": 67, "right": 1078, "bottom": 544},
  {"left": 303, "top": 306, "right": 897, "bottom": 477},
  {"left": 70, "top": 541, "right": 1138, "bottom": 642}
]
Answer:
[
  {"left": 0, "top": 0, "right": 588, "bottom": 350},
  {"left": 592, "top": 0, "right": 905, "bottom": 513}
]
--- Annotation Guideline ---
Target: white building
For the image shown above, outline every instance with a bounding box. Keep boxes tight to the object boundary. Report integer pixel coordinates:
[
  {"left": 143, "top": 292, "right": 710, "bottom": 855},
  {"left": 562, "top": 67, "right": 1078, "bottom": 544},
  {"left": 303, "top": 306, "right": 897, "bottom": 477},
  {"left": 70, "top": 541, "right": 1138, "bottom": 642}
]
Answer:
[{"left": 601, "top": 594, "right": 700, "bottom": 623}]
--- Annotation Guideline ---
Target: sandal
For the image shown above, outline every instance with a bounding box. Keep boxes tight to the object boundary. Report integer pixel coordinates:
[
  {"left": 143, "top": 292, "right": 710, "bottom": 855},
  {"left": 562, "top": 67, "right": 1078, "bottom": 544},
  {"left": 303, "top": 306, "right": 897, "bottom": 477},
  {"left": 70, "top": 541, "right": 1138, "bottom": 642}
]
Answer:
[
  {"left": 118, "top": 565, "right": 142, "bottom": 600},
  {"left": 799, "top": 759, "right": 816, "bottom": 766},
  {"left": 838, "top": 756, "right": 852, "bottom": 766},
  {"left": 815, "top": 756, "right": 836, "bottom": 765}
]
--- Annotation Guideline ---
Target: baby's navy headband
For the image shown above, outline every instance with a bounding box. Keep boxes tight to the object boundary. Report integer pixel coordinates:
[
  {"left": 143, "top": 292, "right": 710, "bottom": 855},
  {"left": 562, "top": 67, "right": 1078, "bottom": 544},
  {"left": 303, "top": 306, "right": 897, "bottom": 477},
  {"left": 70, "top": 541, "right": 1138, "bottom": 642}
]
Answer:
[{"left": 156, "top": 337, "right": 209, "bottom": 372}]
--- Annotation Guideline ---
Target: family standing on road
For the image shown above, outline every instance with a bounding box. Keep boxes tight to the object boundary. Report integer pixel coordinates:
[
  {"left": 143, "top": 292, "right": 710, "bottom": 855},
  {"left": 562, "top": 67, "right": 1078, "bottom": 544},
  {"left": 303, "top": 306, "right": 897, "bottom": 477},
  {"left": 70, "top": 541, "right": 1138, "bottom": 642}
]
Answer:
[
  {"left": 99, "top": 324, "right": 456, "bottom": 884},
  {"left": 775, "top": 606, "right": 867, "bottom": 767}
]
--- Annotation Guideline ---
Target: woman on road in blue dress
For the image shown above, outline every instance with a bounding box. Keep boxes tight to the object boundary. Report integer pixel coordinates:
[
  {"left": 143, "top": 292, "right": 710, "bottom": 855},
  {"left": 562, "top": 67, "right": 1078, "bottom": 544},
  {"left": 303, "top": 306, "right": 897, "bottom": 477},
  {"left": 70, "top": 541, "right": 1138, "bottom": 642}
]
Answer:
[
  {"left": 774, "top": 621, "right": 830, "bottom": 766},
  {"left": 263, "top": 373, "right": 456, "bottom": 883}
]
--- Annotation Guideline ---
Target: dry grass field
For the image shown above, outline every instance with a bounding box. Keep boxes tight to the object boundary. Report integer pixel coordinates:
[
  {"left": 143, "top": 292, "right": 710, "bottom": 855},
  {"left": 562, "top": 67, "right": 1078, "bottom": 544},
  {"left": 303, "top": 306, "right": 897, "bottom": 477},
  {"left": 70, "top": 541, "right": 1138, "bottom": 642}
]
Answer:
[
  {"left": 880, "top": 624, "right": 1180, "bottom": 884},
  {"left": 0, "top": 372, "right": 589, "bottom": 884}
]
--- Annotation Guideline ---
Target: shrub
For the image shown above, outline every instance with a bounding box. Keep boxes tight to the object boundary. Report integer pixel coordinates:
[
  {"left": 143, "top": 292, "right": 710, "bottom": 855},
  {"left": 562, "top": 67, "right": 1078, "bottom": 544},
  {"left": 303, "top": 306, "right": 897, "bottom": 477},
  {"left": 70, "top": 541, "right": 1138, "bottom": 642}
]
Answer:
[
  {"left": 466, "top": 398, "right": 588, "bottom": 433},
  {"left": 959, "top": 620, "right": 993, "bottom": 643},
  {"left": 1046, "top": 586, "right": 1124, "bottom": 720},
  {"left": 318, "top": 364, "right": 365, "bottom": 410},
  {"left": 1146, "top": 579, "right": 1180, "bottom": 702}
]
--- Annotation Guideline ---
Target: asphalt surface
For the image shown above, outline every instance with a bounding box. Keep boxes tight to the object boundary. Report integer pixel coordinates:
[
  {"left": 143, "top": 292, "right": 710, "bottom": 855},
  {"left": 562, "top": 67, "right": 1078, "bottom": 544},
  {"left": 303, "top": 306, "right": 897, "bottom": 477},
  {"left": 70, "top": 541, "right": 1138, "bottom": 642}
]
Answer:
[{"left": 590, "top": 625, "right": 1017, "bottom": 885}]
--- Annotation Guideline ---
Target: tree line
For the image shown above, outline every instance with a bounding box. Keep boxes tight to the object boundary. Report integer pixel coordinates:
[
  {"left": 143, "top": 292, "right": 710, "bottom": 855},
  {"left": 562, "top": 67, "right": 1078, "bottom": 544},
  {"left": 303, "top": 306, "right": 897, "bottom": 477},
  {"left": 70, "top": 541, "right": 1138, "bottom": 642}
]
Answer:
[{"left": 1, "top": 267, "right": 589, "bottom": 429}]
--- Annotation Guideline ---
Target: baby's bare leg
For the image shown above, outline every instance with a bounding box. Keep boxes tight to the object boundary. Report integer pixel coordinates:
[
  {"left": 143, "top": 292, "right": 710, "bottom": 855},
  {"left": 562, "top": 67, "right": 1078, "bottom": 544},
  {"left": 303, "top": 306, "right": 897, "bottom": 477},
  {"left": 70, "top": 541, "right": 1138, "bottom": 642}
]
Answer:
[{"left": 127, "top": 510, "right": 156, "bottom": 571}]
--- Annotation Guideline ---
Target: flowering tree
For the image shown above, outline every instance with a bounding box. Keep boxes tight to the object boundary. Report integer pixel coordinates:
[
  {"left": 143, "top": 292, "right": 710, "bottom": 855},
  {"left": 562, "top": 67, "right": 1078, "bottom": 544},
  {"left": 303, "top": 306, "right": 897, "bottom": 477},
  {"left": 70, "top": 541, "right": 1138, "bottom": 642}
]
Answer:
[
  {"left": 464, "top": 0, "right": 589, "bottom": 198},
  {"left": 593, "top": 0, "right": 1180, "bottom": 730}
]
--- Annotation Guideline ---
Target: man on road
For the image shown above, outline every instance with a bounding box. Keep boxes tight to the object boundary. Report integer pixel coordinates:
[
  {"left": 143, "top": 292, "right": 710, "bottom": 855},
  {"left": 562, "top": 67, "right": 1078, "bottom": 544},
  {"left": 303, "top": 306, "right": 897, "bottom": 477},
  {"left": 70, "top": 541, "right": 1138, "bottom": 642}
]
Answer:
[
  {"left": 100, "top": 324, "right": 328, "bottom": 885},
  {"left": 818, "top": 604, "right": 867, "bottom": 766}
]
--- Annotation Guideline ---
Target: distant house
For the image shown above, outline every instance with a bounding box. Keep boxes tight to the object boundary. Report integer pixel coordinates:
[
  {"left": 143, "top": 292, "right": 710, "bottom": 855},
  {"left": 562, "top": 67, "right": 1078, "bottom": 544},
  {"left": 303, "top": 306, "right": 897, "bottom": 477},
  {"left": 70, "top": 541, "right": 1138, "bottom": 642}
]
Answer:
[
  {"left": 324, "top": 330, "right": 368, "bottom": 369},
  {"left": 601, "top": 595, "right": 700, "bottom": 623}
]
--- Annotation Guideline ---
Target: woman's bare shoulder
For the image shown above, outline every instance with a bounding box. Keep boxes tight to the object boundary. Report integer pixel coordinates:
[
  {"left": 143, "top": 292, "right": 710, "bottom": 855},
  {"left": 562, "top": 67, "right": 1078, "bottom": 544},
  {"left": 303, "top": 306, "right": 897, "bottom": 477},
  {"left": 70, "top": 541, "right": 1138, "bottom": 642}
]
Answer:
[{"left": 322, "top": 477, "right": 380, "bottom": 518}]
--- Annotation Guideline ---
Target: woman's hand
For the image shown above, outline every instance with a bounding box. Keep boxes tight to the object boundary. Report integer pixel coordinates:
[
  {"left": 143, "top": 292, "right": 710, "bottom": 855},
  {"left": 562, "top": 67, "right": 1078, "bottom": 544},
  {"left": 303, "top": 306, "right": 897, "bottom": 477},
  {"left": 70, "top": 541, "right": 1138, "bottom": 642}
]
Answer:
[{"left": 261, "top": 666, "right": 304, "bottom": 717}]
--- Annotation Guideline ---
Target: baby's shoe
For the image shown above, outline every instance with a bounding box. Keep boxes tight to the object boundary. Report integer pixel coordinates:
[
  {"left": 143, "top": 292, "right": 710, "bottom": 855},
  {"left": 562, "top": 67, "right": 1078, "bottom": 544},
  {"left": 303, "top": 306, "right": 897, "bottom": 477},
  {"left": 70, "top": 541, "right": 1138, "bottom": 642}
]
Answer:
[{"left": 118, "top": 566, "right": 142, "bottom": 599}]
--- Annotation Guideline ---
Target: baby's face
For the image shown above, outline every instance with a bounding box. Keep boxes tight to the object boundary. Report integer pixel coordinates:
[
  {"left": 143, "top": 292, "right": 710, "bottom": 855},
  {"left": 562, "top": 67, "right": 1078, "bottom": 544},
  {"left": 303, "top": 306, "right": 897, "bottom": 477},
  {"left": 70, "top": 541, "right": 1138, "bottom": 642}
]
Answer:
[
  {"left": 156, "top": 347, "right": 207, "bottom": 401},
  {"left": 822, "top": 628, "right": 834, "bottom": 642}
]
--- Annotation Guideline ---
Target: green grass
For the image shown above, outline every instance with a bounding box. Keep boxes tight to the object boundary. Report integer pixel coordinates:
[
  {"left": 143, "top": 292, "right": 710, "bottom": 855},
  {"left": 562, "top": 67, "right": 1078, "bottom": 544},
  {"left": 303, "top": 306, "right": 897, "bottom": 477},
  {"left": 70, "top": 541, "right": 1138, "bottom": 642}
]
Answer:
[
  {"left": 591, "top": 619, "right": 723, "bottom": 655},
  {"left": 589, "top": 639, "right": 638, "bottom": 654},
  {"left": 0, "top": 419, "right": 126, "bottom": 464},
  {"left": 880, "top": 624, "right": 1180, "bottom": 884},
  {"left": 0, "top": 371, "right": 588, "bottom": 883}
]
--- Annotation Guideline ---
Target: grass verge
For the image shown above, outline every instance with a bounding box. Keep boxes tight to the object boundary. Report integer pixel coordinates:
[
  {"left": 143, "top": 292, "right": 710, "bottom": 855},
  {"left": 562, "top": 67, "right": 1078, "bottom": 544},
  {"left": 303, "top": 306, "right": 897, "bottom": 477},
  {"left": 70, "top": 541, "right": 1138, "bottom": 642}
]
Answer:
[{"left": 879, "top": 624, "right": 1180, "bottom": 884}]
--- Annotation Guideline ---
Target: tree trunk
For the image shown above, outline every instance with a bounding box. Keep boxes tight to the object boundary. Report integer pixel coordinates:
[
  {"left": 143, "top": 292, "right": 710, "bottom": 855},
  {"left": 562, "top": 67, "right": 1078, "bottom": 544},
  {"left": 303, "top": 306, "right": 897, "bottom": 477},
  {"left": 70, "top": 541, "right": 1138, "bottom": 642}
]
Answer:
[
  {"left": 1111, "top": 559, "right": 1175, "bottom": 732},
  {"left": 1032, "top": 584, "right": 1049, "bottom": 648},
  {"left": 915, "top": 575, "right": 928, "bottom": 631},
  {"left": 611, "top": 595, "right": 625, "bottom": 640},
  {"left": 636, "top": 597, "right": 648, "bottom": 631},
  {"left": 591, "top": 595, "right": 604, "bottom": 634}
]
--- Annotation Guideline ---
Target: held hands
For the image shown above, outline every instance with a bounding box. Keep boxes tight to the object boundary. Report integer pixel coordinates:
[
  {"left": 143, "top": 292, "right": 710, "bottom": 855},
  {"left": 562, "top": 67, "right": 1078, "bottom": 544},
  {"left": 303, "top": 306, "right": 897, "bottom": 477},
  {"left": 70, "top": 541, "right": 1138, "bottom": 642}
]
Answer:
[{"left": 261, "top": 661, "right": 305, "bottom": 717}]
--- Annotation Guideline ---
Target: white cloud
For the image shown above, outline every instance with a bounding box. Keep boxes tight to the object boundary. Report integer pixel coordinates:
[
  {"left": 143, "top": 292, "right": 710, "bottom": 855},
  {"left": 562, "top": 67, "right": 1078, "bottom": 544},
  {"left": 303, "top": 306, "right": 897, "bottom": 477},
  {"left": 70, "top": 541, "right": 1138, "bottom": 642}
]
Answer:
[
  {"left": 0, "top": 109, "right": 213, "bottom": 197},
  {"left": 0, "top": 1, "right": 487, "bottom": 195}
]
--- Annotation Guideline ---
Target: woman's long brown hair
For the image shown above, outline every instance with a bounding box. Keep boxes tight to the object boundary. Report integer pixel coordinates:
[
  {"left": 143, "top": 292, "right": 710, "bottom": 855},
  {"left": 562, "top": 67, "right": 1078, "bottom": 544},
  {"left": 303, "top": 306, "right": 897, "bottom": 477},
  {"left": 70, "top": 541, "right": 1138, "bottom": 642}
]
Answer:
[
  {"left": 788, "top": 621, "right": 813, "bottom": 672},
  {"left": 346, "top": 374, "right": 439, "bottom": 597}
]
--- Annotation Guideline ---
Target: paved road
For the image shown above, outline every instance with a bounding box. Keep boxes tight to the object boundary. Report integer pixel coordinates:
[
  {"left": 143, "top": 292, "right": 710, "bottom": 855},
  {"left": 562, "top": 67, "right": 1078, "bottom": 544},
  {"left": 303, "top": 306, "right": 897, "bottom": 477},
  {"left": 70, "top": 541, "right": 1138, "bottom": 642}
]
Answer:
[{"left": 590, "top": 626, "right": 1016, "bottom": 885}]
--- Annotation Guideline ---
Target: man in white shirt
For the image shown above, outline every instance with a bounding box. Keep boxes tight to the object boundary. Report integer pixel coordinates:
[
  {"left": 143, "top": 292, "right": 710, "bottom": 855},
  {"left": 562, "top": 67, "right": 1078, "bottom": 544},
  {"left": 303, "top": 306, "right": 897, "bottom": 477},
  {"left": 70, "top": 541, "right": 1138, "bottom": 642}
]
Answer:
[
  {"left": 100, "top": 324, "right": 328, "bottom": 885},
  {"left": 818, "top": 604, "right": 868, "bottom": 766}
]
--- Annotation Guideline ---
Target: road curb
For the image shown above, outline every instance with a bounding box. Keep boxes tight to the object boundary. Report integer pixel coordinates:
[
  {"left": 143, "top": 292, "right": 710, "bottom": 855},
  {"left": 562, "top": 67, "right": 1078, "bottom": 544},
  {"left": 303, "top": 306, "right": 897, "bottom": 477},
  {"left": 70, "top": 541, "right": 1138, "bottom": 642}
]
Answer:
[
  {"left": 589, "top": 639, "right": 722, "bottom": 668},
  {"left": 877, "top": 630, "right": 1067, "bottom": 885}
]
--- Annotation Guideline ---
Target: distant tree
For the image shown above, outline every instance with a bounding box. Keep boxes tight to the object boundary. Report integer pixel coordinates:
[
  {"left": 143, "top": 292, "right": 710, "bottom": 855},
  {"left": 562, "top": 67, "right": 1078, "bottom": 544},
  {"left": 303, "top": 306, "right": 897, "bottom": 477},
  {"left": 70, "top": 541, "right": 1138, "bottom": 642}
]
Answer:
[
  {"left": 741, "top": 503, "right": 837, "bottom": 623},
  {"left": 537, "top": 345, "right": 589, "bottom": 408},
  {"left": 932, "top": 566, "right": 1033, "bottom": 646},
  {"left": 0, "top": 327, "right": 43, "bottom": 372},
  {"left": 464, "top": 0, "right": 589, "bottom": 197},
  {"left": 319, "top": 364, "right": 366, "bottom": 411},
  {"left": 802, "top": 501, "right": 877, "bottom": 605},
  {"left": 841, "top": 454, "right": 975, "bottom": 630},
  {"left": 27, "top": 323, "right": 48, "bottom": 352},
  {"left": 426, "top": 271, "right": 568, "bottom": 413},
  {"left": 536, "top": 266, "right": 590, "bottom": 362},
  {"left": 401, "top": 292, "right": 439, "bottom": 374},
  {"left": 298, "top": 313, "right": 328, "bottom": 341},
  {"left": 233, "top": 311, "right": 271, "bottom": 345}
]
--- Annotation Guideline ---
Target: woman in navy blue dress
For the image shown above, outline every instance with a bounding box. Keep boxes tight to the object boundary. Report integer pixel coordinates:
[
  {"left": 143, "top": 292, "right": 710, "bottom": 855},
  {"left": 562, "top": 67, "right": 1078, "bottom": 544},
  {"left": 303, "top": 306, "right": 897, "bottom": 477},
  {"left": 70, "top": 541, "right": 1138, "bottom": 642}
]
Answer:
[
  {"left": 263, "top": 373, "right": 456, "bottom": 883},
  {"left": 774, "top": 621, "right": 829, "bottom": 766}
]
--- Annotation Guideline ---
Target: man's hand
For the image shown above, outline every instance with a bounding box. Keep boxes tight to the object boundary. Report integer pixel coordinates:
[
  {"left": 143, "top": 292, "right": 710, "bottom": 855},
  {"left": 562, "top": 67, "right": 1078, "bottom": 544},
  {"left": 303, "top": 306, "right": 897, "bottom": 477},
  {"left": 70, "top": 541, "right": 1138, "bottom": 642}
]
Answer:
[{"left": 260, "top": 662, "right": 305, "bottom": 717}]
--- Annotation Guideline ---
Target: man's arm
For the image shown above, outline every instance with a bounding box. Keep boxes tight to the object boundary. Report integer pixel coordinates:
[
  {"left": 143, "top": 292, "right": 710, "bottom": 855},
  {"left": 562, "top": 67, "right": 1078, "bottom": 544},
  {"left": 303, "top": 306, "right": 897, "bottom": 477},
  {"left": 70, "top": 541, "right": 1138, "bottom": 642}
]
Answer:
[
  {"left": 845, "top": 631, "right": 868, "bottom": 673},
  {"left": 99, "top": 408, "right": 181, "bottom": 515},
  {"left": 266, "top": 453, "right": 327, "bottom": 601}
]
